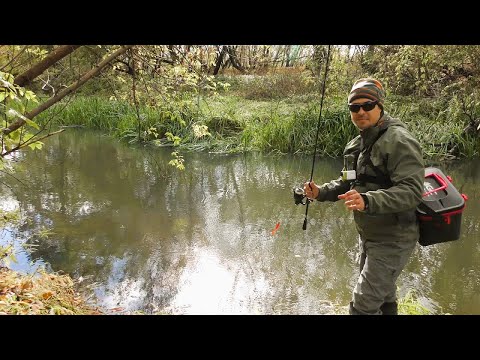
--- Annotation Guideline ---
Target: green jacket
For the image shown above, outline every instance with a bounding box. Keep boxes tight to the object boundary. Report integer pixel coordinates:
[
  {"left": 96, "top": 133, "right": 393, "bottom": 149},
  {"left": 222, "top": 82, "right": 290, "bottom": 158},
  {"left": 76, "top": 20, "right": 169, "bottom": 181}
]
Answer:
[{"left": 316, "top": 113, "right": 424, "bottom": 241}]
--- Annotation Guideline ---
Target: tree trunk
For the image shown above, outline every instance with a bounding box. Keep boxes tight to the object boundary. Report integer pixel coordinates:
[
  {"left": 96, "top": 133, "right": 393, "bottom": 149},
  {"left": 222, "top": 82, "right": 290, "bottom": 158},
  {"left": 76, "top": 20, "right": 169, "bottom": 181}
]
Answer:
[
  {"left": 285, "top": 45, "right": 291, "bottom": 67},
  {"left": 3, "top": 45, "right": 133, "bottom": 136},
  {"left": 273, "top": 46, "right": 281, "bottom": 68},
  {"left": 14, "top": 45, "right": 81, "bottom": 87},
  {"left": 213, "top": 46, "right": 226, "bottom": 75},
  {"left": 167, "top": 45, "right": 178, "bottom": 63},
  {"left": 361, "top": 45, "right": 377, "bottom": 73},
  {"left": 226, "top": 46, "right": 245, "bottom": 73}
]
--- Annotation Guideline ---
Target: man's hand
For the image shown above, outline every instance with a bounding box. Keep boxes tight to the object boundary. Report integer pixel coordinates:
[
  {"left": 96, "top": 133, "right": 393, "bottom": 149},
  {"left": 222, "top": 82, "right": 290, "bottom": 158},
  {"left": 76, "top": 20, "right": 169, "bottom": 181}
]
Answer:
[
  {"left": 303, "top": 181, "right": 320, "bottom": 200},
  {"left": 338, "top": 189, "right": 365, "bottom": 211}
]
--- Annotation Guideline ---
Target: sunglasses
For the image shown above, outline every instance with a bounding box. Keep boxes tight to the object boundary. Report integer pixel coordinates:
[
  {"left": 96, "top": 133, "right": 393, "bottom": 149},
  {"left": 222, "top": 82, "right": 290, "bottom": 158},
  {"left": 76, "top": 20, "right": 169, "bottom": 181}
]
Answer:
[{"left": 348, "top": 100, "right": 378, "bottom": 113}]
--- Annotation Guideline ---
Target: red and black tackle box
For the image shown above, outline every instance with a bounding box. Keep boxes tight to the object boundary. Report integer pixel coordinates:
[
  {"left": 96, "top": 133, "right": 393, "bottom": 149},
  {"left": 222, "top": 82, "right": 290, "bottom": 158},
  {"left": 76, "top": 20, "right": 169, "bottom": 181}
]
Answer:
[{"left": 416, "top": 167, "right": 468, "bottom": 246}]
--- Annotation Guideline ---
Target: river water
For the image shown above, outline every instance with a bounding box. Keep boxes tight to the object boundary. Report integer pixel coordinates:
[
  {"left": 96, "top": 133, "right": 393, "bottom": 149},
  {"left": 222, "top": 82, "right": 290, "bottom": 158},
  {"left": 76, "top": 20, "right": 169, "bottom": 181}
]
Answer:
[{"left": 1, "top": 129, "right": 479, "bottom": 314}]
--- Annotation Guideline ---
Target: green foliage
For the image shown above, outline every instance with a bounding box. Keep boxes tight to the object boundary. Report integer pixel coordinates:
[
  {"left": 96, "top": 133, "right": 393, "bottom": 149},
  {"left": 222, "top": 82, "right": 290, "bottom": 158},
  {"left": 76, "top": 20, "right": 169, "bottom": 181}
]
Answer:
[
  {"left": 205, "top": 116, "right": 242, "bottom": 136},
  {"left": 0, "top": 244, "right": 17, "bottom": 268},
  {"left": 44, "top": 88, "right": 479, "bottom": 159},
  {"left": 235, "top": 70, "right": 316, "bottom": 100},
  {"left": 22, "top": 45, "right": 480, "bottom": 159},
  {"left": 36, "top": 96, "right": 196, "bottom": 143},
  {"left": 0, "top": 209, "right": 20, "bottom": 268},
  {"left": 0, "top": 71, "right": 42, "bottom": 159},
  {"left": 165, "top": 132, "right": 181, "bottom": 146},
  {"left": 168, "top": 151, "right": 185, "bottom": 170},
  {"left": 398, "top": 290, "right": 433, "bottom": 315},
  {"left": 238, "top": 96, "right": 357, "bottom": 156},
  {"left": 388, "top": 94, "right": 479, "bottom": 159},
  {"left": 372, "top": 45, "right": 480, "bottom": 98}
]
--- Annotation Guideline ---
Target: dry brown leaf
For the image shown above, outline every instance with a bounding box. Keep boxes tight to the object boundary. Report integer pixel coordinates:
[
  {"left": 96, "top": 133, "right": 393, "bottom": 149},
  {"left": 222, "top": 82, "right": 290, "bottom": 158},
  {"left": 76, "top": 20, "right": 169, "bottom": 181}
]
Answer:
[
  {"left": 109, "top": 307, "right": 125, "bottom": 312},
  {"left": 31, "top": 303, "right": 43, "bottom": 312},
  {"left": 42, "top": 291, "right": 54, "bottom": 300},
  {"left": 21, "top": 280, "right": 33, "bottom": 291}
]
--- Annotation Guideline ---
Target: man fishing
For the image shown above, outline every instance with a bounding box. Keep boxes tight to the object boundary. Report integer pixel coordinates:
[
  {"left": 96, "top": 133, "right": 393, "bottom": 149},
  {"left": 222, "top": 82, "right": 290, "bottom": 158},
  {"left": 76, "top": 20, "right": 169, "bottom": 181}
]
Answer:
[{"left": 304, "top": 78, "right": 425, "bottom": 315}]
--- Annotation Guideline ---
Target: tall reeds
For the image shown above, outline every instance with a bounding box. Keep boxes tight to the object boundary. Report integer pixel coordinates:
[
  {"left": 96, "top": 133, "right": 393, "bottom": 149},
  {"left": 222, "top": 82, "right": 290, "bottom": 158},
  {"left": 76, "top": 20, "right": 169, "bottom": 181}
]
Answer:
[{"left": 36, "top": 74, "right": 479, "bottom": 159}]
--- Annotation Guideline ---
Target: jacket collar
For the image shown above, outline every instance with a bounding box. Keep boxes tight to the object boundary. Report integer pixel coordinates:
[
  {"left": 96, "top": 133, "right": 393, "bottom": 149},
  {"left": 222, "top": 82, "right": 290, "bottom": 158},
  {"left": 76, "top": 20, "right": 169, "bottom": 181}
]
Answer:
[{"left": 360, "top": 113, "right": 390, "bottom": 148}]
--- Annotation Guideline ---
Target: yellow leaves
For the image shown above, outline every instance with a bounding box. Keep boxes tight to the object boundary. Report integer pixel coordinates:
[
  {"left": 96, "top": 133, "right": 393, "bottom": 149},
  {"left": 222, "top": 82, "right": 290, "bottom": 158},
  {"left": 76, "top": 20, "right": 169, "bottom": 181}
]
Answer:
[
  {"left": 25, "top": 47, "right": 48, "bottom": 57},
  {"left": 172, "top": 65, "right": 186, "bottom": 76},
  {"left": 20, "top": 279, "right": 33, "bottom": 291},
  {"left": 0, "top": 72, "right": 15, "bottom": 87},
  {"left": 0, "top": 267, "right": 101, "bottom": 315},
  {"left": 24, "top": 90, "right": 38, "bottom": 103},
  {"left": 42, "top": 291, "right": 54, "bottom": 300},
  {"left": 116, "top": 76, "right": 127, "bottom": 84},
  {"left": 0, "top": 244, "right": 17, "bottom": 267},
  {"left": 192, "top": 124, "right": 211, "bottom": 138},
  {"left": 147, "top": 127, "right": 159, "bottom": 139}
]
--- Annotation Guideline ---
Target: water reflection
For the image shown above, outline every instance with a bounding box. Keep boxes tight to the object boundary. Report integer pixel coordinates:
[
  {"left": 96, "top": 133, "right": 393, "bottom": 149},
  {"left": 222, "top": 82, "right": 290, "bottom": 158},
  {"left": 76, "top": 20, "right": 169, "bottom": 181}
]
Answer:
[{"left": 0, "top": 129, "right": 479, "bottom": 314}]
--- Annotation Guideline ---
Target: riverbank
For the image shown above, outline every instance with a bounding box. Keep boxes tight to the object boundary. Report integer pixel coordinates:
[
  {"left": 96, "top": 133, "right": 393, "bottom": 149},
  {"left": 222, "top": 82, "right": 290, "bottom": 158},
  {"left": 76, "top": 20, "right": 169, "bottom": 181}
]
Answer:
[
  {"left": 0, "top": 265, "right": 432, "bottom": 315},
  {"left": 36, "top": 87, "right": 479, "bottom": 160},
  {"left": 0, "top": 266, "right": 102, "bottom": 315}
]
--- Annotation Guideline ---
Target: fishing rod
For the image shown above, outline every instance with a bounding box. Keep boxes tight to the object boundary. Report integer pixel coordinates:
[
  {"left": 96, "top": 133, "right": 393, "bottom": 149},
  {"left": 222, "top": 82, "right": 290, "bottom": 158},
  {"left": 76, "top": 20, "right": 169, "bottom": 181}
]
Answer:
[{"left": 293, "top": 45, "right": 332, "bottom": 230}]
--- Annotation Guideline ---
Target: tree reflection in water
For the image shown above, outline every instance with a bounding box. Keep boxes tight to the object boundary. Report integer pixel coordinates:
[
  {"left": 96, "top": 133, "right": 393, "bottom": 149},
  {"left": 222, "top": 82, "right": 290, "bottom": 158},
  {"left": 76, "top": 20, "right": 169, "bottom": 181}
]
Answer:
[{"left": 1, "top": 129, "right": 479, "bottom": 314}]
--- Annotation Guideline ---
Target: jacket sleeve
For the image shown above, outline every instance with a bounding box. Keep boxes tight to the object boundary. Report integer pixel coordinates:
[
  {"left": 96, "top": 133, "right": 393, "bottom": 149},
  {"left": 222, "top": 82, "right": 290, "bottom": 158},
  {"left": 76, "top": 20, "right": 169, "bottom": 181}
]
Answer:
[
  {"left": 316, "top": 136, "right": 360, "bottom": 202},
  {"left": 316, "top": 177, "right": 352, "bottom": 202},
  {"left": 365, "top": 127, "right": 424, "bottom": 214}
]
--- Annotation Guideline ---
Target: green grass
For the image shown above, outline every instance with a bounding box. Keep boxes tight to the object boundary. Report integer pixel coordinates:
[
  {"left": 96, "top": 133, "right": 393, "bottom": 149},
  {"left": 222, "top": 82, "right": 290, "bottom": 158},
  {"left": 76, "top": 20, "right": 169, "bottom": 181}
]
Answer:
[
  {"left": 34, "top": 88, "right": 479, "bottom": 159},
  {"left": 398, "top": 290, "right": 434, "bottom": 315}
]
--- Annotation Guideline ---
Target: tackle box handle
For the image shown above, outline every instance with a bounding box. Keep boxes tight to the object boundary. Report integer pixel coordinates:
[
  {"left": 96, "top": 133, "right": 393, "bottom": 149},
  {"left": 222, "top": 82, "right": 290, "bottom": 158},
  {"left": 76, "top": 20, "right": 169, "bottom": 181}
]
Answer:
[{"left": 423, "top": 172, "right": 448, "bottom": 197}]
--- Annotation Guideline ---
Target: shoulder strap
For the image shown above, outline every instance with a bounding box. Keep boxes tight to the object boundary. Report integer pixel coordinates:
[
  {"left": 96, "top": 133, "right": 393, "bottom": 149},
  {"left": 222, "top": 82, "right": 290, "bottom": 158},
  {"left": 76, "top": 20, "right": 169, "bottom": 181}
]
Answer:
[
  {"left": 355, "top": 128, "right": 392, "bottom": 187},
  {"left": 417, "top": 201, "right": 441, "bottom": 217}
]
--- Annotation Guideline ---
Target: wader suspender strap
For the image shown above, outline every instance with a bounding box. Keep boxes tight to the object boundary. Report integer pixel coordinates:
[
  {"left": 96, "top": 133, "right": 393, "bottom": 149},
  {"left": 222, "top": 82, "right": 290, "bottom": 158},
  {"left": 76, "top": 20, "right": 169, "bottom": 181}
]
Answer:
[{"left": 354, "top": 128, "right": 393, "bottom": 188}]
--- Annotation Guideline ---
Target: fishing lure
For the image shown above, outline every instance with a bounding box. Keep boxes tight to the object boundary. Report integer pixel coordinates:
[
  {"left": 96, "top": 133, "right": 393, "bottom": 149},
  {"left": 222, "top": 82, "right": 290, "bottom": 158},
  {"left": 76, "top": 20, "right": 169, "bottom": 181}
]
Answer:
[{"left": 271, "top": 222, "right": 280, "bottom": 235}]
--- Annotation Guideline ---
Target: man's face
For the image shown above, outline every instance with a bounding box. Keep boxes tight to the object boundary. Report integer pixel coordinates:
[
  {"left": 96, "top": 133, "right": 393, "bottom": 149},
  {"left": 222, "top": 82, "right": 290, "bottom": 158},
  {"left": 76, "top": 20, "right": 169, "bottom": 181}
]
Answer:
[{"left": 349, "top": 97, "right": 382, "bottom": 130}]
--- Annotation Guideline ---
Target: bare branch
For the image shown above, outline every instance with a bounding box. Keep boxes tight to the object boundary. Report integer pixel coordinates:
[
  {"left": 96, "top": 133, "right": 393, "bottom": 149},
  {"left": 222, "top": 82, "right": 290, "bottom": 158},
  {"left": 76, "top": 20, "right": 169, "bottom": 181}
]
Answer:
[
  {"left": 1, "top": 129, "right": 65, "bottom": 157},
  {"left": 0, "top": 46, "right": 28, "bottom": 72},
  {"left": 14, "top": 45, "right": 81, "bottom": 87},
  {"left": 2, "top": 45, "right": 133, "bottom": 137}
]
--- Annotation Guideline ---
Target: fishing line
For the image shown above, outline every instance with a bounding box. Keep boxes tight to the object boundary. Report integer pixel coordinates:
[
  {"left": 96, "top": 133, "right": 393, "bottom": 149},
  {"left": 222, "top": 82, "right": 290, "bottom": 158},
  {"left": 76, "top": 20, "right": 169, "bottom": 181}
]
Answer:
[{"left": 302, "top": 45, "right": 332, "bottom": 230}]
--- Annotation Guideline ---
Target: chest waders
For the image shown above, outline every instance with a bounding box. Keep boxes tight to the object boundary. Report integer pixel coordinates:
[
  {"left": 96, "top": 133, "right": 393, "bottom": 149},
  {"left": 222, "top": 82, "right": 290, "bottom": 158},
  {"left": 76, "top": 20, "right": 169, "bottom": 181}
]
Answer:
[{"left": 351, "top": 128, "right": 391, "bottom": 190}]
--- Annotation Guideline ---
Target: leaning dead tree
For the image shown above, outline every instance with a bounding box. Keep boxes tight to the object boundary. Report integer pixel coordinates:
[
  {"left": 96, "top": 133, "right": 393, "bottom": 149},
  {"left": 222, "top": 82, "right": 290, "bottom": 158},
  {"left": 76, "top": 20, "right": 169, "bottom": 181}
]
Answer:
[
  {"left": 2, "top": 45, "right": 133, "bottom": 138},
  {"left": 13, "top": 45, "right": 81, "bottom": 87}
]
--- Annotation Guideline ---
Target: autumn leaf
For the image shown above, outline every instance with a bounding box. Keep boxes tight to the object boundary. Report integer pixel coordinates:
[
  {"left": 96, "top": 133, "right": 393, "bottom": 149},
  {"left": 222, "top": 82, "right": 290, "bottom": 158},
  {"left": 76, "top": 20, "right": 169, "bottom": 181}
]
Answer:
[
  {"left": 42, "top": 291, "right": 53, "bottom": 300},
  {"left": 21, "top": 280, "right": 33, "bottom": 291}
]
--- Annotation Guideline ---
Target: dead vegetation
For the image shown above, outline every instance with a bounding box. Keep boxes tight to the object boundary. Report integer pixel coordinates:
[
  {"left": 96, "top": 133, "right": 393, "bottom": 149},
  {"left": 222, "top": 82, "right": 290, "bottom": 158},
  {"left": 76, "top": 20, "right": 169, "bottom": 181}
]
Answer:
[{"left": 0, "top": 266, "right": 102, "bottom": 315}]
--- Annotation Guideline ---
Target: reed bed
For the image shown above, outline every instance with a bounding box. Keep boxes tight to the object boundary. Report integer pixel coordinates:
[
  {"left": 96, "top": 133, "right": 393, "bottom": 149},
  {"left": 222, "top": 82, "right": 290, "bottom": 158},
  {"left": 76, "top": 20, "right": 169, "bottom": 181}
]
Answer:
[{"left": 36, "top": 85, "right": 479, "bottom": 159}]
